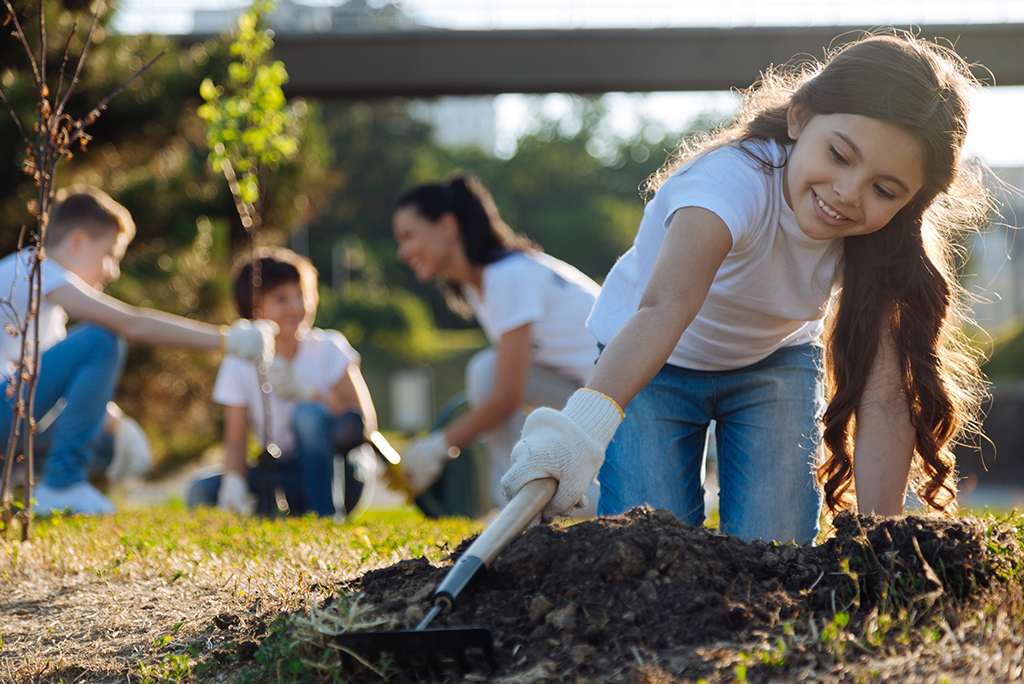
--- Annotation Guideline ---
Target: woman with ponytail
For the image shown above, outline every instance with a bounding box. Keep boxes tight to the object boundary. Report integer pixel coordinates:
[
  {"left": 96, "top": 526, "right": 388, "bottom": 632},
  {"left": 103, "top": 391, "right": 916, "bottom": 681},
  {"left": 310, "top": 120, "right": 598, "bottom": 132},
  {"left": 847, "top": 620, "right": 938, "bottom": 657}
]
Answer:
[{"left": 393, "top": 174, "right": 601, "bottom": 509}]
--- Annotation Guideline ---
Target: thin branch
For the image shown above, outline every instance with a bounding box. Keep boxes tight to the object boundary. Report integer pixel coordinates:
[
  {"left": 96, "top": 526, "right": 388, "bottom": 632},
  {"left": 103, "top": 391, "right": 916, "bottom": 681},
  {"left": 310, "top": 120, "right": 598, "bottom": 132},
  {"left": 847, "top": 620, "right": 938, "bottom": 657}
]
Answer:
[
  {"left": 66, "top": 48, "right": 167, "bottom": 146},
  {"left": 52, "top": 17, "right": 79, "bottom": 120},
  {"left": 1, "top": 1, "right": 41, "bottom": 88},
  {"left": 0, "top": 88, "right": 31, "bottom": 147},
  {"left": 37, "top": 0, "right": 46, "bottom": 98},
  {"left": 54, "top": 2, "right": 104, "bottom": 121}
]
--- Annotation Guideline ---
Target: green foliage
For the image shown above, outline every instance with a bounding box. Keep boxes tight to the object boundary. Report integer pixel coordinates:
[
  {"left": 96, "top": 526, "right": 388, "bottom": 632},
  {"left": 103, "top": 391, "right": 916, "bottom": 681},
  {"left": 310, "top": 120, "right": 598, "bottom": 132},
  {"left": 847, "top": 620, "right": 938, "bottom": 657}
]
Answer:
[
  {"left": 198, "top": 0, "right": 300, "bottom": 209},
  {"left": 980, "top": 319, "right": 1024, "bottom": 379}
]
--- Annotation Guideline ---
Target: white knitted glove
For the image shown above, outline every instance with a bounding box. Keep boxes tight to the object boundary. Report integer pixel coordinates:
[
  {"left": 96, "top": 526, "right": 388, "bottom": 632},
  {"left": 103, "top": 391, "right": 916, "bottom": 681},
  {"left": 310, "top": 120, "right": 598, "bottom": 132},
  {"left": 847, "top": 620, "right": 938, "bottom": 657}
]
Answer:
[
  {"left": 106, "top": 416, "right": 153, "bottom": 482},
  {"left": 401, "top": 430, "right": 458, "bottom": 496},
  {"left": 217, "top": 470, "right": 255, "bottom": 514},
  {"left": 501, "top": 389, "right": 622, "bottom": 522},
  {"left": 266, "top": 358, "right": 316, "bottom": 402},
  {"left": 225, "top": 319, "right": 277, "bottom": 365}
]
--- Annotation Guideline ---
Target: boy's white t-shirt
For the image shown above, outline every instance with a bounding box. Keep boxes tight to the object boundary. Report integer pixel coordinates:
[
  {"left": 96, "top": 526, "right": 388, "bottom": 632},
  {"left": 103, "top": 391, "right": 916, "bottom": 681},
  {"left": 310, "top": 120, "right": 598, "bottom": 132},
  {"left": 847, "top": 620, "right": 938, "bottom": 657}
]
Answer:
[
  {"left": 0, "top": 249, "right": 82, "bottom": 378},
  {"left": 465, "top": 251, "right": 601, "bottom": 386},
  {"left": 588, "top": 139, "right": 842, "bottom": 371},
  {"left": 212, "top": 328, "right": 361, "bottom": 455}
]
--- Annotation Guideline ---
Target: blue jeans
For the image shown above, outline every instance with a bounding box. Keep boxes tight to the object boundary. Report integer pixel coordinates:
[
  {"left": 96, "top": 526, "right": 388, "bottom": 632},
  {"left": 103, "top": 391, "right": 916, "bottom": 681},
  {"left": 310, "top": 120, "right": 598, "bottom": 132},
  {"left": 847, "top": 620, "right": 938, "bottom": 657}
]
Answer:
[
  {"left": 188, "top": 405, "right": 367, "bottom": 517},
  {"left": 0, "top": 323, "right": 126, "bottom": 488},
  {"left": 597, "top": 343, "right": 825, "bottom": 544}
]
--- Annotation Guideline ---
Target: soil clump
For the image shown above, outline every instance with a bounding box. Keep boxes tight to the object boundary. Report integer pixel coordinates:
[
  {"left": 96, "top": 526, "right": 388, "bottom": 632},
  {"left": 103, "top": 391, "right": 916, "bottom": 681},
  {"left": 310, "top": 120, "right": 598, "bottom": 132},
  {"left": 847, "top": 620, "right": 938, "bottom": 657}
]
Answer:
[{"left": 323, "top": 507, "right": 1022, "bottom": 683}]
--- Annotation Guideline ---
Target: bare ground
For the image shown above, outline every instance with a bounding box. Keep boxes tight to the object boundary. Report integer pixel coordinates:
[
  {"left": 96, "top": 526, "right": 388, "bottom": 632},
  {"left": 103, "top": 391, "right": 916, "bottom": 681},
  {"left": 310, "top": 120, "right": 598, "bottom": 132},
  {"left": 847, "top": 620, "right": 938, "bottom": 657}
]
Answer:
[{"left": 1, "top": 508, "right": 1023, "bottom": 683}]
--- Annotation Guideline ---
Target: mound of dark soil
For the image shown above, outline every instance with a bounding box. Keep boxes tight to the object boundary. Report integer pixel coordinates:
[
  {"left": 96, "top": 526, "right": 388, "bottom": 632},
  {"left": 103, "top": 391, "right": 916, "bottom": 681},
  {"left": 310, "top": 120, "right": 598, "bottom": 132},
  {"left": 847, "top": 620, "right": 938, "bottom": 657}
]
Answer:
[{"left": 331, "top": 508, "right": 1022, "bottom": 682}]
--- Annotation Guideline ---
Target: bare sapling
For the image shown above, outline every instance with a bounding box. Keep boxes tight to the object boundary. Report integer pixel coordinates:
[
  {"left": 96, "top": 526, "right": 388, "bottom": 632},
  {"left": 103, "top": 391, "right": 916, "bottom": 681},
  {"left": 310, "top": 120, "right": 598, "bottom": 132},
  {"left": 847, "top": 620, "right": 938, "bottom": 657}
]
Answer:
[
  {"left": 0, "top": 0, "right": 165, "bottom": 539},
  {"left": 198, "top": 0, "right": 301, "bottom": 514}
]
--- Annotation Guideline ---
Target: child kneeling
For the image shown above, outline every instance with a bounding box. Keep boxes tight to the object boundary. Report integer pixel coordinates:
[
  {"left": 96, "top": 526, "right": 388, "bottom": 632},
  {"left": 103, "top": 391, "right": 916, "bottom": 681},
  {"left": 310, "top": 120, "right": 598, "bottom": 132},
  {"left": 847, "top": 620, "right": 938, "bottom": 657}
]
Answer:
[{"left": 188, "top": 248, "right": 378, "bottom": 518}]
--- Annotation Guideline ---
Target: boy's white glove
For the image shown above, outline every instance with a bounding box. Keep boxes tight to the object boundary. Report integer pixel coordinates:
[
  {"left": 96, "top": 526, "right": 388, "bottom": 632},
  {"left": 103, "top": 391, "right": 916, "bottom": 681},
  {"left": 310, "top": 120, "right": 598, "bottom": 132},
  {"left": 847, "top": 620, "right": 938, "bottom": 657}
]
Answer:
[
  {"left": 401, "top": 430, "right": 457, "bottom": 496},
  {"left": 225, "top": 319, "right": 277, "bottom": 364},
  {"left": 106, "top": 416, "right": 153, "bottom": 482},
  {"left": 218, "top": 470, "right": 255, "bottom": 514},
  {"left": 266, "top": 359, "right": 316, "bottom": 402},
  {"left": 501, "top": 389, "right": 622, "bottom": 522}
]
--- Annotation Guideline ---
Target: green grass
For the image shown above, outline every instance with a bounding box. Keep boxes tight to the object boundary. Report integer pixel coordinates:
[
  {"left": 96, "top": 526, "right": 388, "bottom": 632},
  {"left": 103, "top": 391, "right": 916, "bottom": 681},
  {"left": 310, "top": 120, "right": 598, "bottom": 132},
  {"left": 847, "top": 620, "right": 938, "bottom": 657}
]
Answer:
[{"left": 2, "top": 505, "right": 1023, "bottom": 684}]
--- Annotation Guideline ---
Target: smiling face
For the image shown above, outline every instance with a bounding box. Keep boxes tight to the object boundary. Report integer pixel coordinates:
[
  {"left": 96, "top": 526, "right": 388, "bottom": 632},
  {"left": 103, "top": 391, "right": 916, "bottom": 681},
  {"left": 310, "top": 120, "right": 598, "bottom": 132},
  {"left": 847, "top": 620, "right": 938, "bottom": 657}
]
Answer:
[
  {"left": 392, "top": 205, "right": 461, "bottom": 283},
  {"left": 260, "top": 280, "right": 310, "bottom": 338},
  {"left": 783, "top": 108, "right": 927, "bottom": 241}
]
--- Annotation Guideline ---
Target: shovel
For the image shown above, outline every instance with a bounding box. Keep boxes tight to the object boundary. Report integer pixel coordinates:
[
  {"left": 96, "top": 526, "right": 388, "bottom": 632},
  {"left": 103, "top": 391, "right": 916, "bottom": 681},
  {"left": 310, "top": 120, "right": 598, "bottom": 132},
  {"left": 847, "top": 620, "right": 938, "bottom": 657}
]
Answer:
[{"left": 333, "top": 477, "right": 558, "bottom": 671}]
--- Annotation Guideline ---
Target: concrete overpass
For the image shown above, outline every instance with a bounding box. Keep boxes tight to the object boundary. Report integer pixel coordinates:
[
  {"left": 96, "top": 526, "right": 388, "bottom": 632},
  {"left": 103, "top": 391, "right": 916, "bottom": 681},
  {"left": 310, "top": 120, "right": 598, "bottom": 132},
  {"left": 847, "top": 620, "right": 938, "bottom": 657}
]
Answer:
[{"left": 202, "top": 24, "right": 1024, "bottom": 97}]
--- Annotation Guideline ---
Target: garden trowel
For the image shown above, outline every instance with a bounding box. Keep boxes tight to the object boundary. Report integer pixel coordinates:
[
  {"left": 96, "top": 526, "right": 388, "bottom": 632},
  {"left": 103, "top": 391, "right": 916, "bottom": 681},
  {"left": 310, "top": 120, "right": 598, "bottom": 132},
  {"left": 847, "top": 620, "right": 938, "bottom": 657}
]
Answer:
[{"left": 332, "top": 477, "right": 558, "bottom": 672}]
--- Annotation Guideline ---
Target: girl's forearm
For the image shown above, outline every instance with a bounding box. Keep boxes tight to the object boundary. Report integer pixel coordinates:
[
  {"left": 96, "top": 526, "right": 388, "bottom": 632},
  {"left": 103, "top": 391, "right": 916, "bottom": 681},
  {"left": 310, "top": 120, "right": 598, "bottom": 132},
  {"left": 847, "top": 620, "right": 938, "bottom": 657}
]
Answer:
[{"left": 586, "top": 305, "right": 691, "bottom": 410}]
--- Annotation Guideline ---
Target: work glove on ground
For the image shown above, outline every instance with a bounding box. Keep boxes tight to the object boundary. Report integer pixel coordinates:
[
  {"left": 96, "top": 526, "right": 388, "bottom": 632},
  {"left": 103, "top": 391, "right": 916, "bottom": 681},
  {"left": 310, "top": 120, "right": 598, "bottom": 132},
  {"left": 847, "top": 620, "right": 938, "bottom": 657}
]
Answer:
[
  {"left": 266, "top": 358, "right": 316, "bottom": 403},
  {"left": 400, "top": 430, "right": 458, "bottom": 496},
  {"left": 225, "top": 319, "right": 277, "bottom": 365},
  {"left": 500, "top": 389, "right": 622, "bottom": 522},
  {"left": 106, "top": 416, "right": 153, "bottom": 482},
  {"left": 218, "top": 470, "right": 255, "bottom": 514}
]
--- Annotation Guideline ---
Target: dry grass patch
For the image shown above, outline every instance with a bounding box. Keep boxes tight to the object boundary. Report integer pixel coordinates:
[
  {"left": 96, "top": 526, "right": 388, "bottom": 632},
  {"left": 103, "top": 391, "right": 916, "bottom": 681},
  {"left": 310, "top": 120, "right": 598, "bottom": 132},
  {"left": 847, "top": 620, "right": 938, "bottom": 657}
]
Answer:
[{"left": 0, "top": 505, "right": 479, "bottom": 683}]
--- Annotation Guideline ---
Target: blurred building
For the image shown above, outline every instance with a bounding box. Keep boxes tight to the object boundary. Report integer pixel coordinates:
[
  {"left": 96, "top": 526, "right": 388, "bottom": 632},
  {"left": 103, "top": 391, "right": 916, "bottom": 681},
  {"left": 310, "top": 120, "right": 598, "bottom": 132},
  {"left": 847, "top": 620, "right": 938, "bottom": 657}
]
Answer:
[
  {"left": 193, "top": 0, "right": 496, "bottom": 152},
  {"left": 193, "top": 0, "right": 421, "bottom": 35}
]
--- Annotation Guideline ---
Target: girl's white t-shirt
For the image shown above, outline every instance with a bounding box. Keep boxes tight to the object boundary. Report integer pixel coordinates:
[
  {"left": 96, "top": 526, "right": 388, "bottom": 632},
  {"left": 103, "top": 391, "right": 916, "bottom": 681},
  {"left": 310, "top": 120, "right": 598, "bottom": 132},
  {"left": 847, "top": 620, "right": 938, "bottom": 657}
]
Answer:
[
  {"left": 212, "top": 328, "right": 361, "bottom": 455},
  {"left": 0, "top": 249, "right": 79, "bottom": 378},
  {"left": 465, "top": 251, "right": 601, "bottom": 386},
  {"left": 588, "top": 139, "right": 842, "bottom": 371}
]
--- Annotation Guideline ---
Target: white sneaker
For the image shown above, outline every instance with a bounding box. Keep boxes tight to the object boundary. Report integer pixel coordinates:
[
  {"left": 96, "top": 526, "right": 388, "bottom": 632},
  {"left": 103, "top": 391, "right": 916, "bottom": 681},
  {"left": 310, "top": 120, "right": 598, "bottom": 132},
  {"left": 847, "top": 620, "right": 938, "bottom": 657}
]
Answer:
[{"left": 32, "top": 482, "right": 117, "bottom": 515}]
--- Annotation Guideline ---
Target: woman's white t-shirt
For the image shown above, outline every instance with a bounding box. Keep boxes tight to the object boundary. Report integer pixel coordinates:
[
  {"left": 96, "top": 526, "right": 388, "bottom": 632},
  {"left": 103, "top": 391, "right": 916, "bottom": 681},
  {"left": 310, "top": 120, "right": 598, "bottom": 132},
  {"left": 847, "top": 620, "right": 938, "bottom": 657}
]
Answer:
[
  {"left": 465, "top": 251, "right": 601, "bottom": 386},
  {"left": 588, "top": 139, "right": 842, "bottom": 371},
  {"left": 212, "top": 328, "right": 361, "bottom": 455}
]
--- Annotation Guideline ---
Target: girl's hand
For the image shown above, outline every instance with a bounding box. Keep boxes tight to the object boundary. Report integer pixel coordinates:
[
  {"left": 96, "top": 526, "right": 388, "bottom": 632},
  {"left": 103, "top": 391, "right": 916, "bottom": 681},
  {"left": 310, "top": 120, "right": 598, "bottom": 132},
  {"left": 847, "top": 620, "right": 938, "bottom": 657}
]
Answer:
[
  {"left": 400, "top": 431, "right": 457, "bottom": 496},
  {"left": 225, "top": 319, "right": 277, "bottom": 364},
  {"left": 217, "top": 471, "right": 255, "bottom": 514},
  {"left": 266, "top": 359, "right": 317, "bottom": 403},
  {"left": 500, "top": 389, "right": 622, "bottom": 522}
]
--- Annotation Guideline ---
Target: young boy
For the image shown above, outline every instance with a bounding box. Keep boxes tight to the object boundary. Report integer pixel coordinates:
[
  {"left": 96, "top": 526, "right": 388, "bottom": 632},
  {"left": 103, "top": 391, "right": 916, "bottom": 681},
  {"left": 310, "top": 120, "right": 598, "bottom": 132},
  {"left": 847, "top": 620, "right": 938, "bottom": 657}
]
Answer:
[
  {"left": 0, "top": 186, "right": 275, "bottom": 515},
  {"left": 187, "top": 247, "right": 378, "bottom": 519}
]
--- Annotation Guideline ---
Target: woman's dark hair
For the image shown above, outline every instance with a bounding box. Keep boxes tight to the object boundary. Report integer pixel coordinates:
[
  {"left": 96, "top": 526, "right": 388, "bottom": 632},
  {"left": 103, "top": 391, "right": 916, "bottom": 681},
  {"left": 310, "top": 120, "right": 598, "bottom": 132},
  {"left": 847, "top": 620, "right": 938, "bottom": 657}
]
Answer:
[
  {"left": 649, "top": 32, "right": 993, "bottom": 517},
  {"left": 395, "top": 173, "right": 533, "bottom": 316}
]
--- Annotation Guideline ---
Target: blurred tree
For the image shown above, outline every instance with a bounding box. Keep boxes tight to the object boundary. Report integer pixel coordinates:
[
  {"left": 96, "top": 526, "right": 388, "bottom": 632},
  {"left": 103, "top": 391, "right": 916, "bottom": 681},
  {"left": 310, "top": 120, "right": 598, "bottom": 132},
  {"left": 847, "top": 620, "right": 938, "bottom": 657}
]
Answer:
[{"left": 0, "top": 0, "right": 333, "bottom": 472}]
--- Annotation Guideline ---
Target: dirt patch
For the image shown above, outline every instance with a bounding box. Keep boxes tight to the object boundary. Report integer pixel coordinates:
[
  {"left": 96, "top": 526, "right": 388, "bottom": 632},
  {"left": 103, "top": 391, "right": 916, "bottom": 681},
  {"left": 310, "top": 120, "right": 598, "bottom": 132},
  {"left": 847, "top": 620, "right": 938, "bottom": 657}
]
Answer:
[{"left": 303, "top": 508, "right": 1024, "bottom": 683}]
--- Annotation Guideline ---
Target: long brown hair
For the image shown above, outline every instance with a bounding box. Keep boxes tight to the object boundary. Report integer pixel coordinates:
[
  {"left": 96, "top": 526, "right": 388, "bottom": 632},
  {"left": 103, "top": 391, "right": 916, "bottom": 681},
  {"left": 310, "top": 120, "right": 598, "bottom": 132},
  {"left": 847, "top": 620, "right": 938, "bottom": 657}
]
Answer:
[{"left": 650, "top": 31, "right": 993, "bottom": 515}]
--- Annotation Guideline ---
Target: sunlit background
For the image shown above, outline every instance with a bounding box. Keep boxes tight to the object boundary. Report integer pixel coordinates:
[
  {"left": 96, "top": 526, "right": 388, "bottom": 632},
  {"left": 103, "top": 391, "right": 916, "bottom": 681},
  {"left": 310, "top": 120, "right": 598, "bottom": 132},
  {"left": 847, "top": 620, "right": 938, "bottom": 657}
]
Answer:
[{"left": 112, "top": 0, "right": 1024, "bottom": 166}]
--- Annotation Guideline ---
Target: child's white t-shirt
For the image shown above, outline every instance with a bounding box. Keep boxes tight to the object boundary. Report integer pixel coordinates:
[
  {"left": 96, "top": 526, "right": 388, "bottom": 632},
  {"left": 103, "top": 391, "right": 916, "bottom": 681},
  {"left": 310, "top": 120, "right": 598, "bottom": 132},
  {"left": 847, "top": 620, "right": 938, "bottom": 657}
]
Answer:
[
  {"left": 588, "top": 139, "right": 842, "bottom": 372},
  {"left": 465, "top": 251, "right": 601, "bottom": 386},
  {"left": 0, "top": 249, "right": 81, "bottom": 379},
  {"left": 212, "top": 328, "right": 361, "bottom": 455}
]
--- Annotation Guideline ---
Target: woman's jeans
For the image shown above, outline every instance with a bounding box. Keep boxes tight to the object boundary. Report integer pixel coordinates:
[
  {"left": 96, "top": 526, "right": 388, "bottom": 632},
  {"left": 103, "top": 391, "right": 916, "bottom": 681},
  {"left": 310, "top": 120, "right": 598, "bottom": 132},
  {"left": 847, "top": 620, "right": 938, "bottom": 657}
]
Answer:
[
  {"left": 0, "top": 323, "right": 126, "bottom": 488},
  {"left": 597, "top": 343, "right": 825, "bottom": 544},
  {"left": 188, "top": 405, "right": 368, "bottom": 517}
]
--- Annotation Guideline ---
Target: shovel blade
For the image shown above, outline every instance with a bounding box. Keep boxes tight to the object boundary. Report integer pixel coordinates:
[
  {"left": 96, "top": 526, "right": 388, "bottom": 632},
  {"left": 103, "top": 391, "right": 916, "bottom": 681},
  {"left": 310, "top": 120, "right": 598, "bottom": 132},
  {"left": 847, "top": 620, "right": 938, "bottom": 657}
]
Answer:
[{"left": 334, "top": 626, "right": 496, "bottom": 671}]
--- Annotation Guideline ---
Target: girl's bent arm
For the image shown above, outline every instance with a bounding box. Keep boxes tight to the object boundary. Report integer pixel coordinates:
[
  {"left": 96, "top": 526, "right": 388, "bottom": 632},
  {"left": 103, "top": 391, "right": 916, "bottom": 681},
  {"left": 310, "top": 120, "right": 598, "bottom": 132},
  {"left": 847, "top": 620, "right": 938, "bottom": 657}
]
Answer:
[
  {"left": 222, "top": 405, "right": 250, "bottom": 477},
  {"left": 852, "top": 324, "right": 916, "bottom": 516},
  {"left": 48, "top": 281, "right": 223, "bottom": 349},
  {"left": 587, "top": 207, "right": 733, "bottom": 408},
  {"left": 445, "top": 323, "right": 533, "bottom": 449},
  {"left": 323, "top": 364, "right": 379, "bottom": 433}
]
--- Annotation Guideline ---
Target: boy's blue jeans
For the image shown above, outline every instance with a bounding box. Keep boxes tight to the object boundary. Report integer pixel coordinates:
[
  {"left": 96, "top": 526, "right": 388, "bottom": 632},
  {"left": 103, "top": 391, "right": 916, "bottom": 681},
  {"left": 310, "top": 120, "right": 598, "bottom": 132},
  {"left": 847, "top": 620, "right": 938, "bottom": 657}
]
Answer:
[
  {"left": 188, "top": 404, "right": 366, "bottom": 517},
  {"left": 597, "top": 343, "right": 825, "bottom": 544},
  {"left": 0, "top": 323, "right": 126, "bottom": 488}
]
